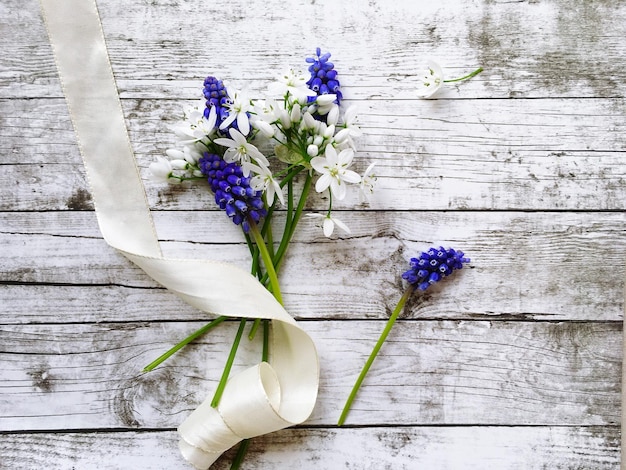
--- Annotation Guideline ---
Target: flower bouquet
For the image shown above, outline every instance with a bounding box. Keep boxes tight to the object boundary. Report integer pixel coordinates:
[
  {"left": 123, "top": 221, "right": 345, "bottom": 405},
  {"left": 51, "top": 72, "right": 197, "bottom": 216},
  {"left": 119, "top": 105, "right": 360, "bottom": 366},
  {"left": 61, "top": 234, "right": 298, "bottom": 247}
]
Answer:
[
  {"left": 146, "top": 49, "right": 481, "bottom": 468},
  {"left": 146, "top": 48, "right": 376, "bottom": 468}
]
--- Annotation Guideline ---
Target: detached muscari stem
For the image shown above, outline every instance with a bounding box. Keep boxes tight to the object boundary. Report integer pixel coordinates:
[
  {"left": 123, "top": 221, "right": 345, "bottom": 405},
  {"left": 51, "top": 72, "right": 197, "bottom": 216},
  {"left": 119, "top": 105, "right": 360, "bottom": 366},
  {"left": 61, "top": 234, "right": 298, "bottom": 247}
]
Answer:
[
  {"left": 337, "top": 284, "right": 415, "bottom": 426},
  {"left": 444, "top": 67, "right": 483, "bottom": 83}
]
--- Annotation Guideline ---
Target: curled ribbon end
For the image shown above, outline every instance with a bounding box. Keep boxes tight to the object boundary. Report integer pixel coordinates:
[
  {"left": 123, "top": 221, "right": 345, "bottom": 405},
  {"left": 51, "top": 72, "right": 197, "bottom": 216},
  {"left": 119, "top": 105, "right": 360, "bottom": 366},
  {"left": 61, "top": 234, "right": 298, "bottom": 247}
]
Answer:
[
  {"left": 178, "top": 361, "right": 315, "bottom": 467},
  {"left": 178, "top": 438, "right": 221, "bottom": 470}
]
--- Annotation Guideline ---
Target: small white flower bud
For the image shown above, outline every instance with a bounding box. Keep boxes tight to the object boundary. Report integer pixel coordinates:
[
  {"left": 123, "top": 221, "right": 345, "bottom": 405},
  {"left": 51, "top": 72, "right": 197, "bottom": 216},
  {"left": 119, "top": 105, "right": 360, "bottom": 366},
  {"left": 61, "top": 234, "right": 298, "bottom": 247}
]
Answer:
[
  {"left": 324, "top": 124, "right": 335, "bottom": 138},
  {"left": 252, "top": 119, "right": 275, "bottom": 138},
  {"left": 279, "top": 109, "right": 291, "bottom": 129},
  {"left": 334, "top": 128, "right": 350, "bottom": 143},
  {"left": 290, "top": 103, "right": 302, "bottom": 123},
  {"left": 307, "top": 144, "right": 319, "bottom": 157},
  {"left": 183, "top": 146, "right": 201, "bottom": 164},
  {"left": 313, "top": 135, "right": 324, "bottom": 146},
  {"left": 166, "top": 149, "right": 184, "bottom": 160},
  {"left": 316, "top": 94, "right": 337, "bottom": 106},
  {"left": 170, "top": 159, "right": 188, "bottom": 170},
  {"left": 302, "top": 112, "right": 317, "bottom": 129},
  {"left": 327, "top": 104, "right": 339, "bottom": 125}
]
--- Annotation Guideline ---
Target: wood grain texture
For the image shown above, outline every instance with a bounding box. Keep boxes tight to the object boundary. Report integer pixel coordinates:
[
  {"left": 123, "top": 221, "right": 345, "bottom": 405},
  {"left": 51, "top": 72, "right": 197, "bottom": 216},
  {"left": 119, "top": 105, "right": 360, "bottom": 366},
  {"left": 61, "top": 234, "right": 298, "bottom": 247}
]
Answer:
[
  {"left": 0, "top": 321, "right": 620, "bottom": 430},
  {"left": 2, "top": 97, "right": 626, "bottom": 211},
  {"left": 2, "top": 0, "right": 626, "bottom": 100},
  {"left": 0, "top": 426, "right": 620, "bottom": 470},
  {"left": 1, "top": 0, "right": 623, "bottom": 468},
  {"left": 1, "top": 211, "right": 624, "bottom": 322}
]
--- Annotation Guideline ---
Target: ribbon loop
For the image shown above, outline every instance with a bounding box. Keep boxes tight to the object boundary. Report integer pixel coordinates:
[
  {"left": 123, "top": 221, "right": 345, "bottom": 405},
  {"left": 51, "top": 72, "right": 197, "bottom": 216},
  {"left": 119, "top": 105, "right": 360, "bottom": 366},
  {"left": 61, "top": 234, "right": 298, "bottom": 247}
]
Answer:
[
  {"left": 39, "top": 0, "right": 320, "bottom": 468},
  {"left": 218, "top": 362, "right": 285, "bottom": 437},
  {"left": 178, "top": 362, "right": 289, "bottom": 467}
]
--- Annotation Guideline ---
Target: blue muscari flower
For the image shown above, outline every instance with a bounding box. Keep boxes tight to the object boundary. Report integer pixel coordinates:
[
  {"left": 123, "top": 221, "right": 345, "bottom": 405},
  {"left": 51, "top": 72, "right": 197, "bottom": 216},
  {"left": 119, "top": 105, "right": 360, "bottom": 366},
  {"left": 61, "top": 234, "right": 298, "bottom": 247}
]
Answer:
[
  {"left": 198, "top": 153, "right": 266, "bottom": 232},
  {"left": 203, "top": 76, "right": 245, "bottom": 134},
  {"left": 402, "top": 246, "right": 470, "bottom": 291},
  {"left": 305, "top": 47, "right": 343, "bottom": 104}
]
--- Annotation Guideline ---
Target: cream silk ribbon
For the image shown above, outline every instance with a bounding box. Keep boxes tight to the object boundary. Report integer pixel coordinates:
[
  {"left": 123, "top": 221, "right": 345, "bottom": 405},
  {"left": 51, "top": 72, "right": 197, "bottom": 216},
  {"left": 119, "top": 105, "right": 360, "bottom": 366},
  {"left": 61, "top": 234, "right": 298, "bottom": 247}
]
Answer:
[{"left": 39, "top": 0, "right": 320, "bottom": 467}]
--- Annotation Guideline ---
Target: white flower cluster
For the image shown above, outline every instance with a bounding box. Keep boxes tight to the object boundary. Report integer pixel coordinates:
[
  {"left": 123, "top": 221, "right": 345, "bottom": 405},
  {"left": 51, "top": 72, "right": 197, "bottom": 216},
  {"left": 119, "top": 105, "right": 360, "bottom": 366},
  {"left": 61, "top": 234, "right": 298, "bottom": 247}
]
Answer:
[{"left": 151, "top": 69, "right": 377, "bottom": 238}]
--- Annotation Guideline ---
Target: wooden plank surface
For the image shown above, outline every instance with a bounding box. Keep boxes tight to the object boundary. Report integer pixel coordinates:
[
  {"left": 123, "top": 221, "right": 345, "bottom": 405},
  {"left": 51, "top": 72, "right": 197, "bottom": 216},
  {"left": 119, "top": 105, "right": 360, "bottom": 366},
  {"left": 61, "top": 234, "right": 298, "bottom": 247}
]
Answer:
[
  {"left": 2, "top": 97, "right": 626, "bottom": 211},
  {"left": 0, "top": 427, "right": 620, "bottom": 470},
  {"left": 1, "top": 211, "right": 624, "bottom": 322},
  {"left": 3, "top": 0, "right": 626, "bottom": 100},
  {"left": 0, "top": 321, "right": 620, "bottom": 429},
  {"left": 1, "top": 0, "right": 624, "bottom": 468}
]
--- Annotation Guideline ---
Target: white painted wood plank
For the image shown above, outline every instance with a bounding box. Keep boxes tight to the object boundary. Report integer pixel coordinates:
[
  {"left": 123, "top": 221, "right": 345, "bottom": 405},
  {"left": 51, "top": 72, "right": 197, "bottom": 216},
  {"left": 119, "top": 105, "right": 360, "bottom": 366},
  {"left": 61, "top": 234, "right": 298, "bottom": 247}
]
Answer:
[
  {"left": 3, "top": 0, "right": 626, "bottom": 99},
  {"left": 0, "top": 426, "right": 620, "bottom": 469},
  {"left": 1, "top": 211, "right": 624, "bottom": 322},
  {"left": 2, "top": 98, "right": 625, "bottom": 211},
  {"left": 0, "top": 321, "right": 619, "bottom": 430}
]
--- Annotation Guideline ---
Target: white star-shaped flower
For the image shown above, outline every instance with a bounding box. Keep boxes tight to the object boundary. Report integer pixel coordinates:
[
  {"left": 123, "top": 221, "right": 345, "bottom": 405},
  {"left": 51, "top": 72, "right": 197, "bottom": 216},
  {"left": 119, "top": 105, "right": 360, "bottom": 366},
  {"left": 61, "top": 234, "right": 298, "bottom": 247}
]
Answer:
[
  {"left": 219, "top": 89, "right": 253, "bottom": 136},
  {"left": 268, "top": 69, "right": 318, "bottom": 101},
  {"left": 358, "top": 162, "right": 377, "bottom": 203},
  {"left": 214, "top": 128, "right": 269, "bottom": 172},
  {"left": 310, "top": 144, "right": 361, "bottom": 200},
  {"left": 307, "top": 213, "right": 351, "bottom": 238},
  {"left": 415, "top": 60, "right": 444, "bottom": 98},
  {"left": 243, "top": 160, "right": 285, "bottom": 206},
  {"left": 172, "top": 100, "right": 217, "bottom": 143},
  {"left": 334, "top": 106, "right": 362, "bottom": 147}
]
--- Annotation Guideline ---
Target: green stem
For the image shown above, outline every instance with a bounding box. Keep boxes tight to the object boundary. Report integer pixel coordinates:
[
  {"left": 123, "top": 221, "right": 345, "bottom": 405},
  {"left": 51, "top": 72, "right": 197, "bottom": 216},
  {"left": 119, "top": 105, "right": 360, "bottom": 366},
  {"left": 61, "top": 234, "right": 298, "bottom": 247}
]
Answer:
[
  {"left": 326, "top": 190, "right": 333, "bottom": 215},
  {"left": 260, "top": 172, "right": 312, "bottom": 286},
  {"left": 337, "top": 284, "right": 416, "bottom": 426},
  {"left": 265, "top": 211, "right": 275, "bottom": 261},
  {"left": 444, "top": 67, "right": 483, "bottom": 83},
  {"left": 248, "top": 318, "right": 261, "bottom": 340},
  {"left": 260, "top": 203, "right": 275, "bottom": 239},
  {"left": 286, "top": 178, "right": 294, "bottom": 235},
  {"left": 211, "top": 318, "right": 247, "bottom": 408},
  {"left": 248, "top": 218, "right": 283, "bottom": 305},
  {"left": 244, "top": 232, "right": 261, "bottom": 280},
  {"left": 287, "top": 172, "right": 312, "bottom": 240},
  {"left": 230, "top": 438, "right": 251, "bottom": 470},
  {"left": 143, "top": 316, "right": 227, "bottom": 372},
  {"left": 279, "top": 165, "right": 304, "bottom": 189},
  {"left": 262, "top": 319, "right": 270, "bottom": 362}
]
